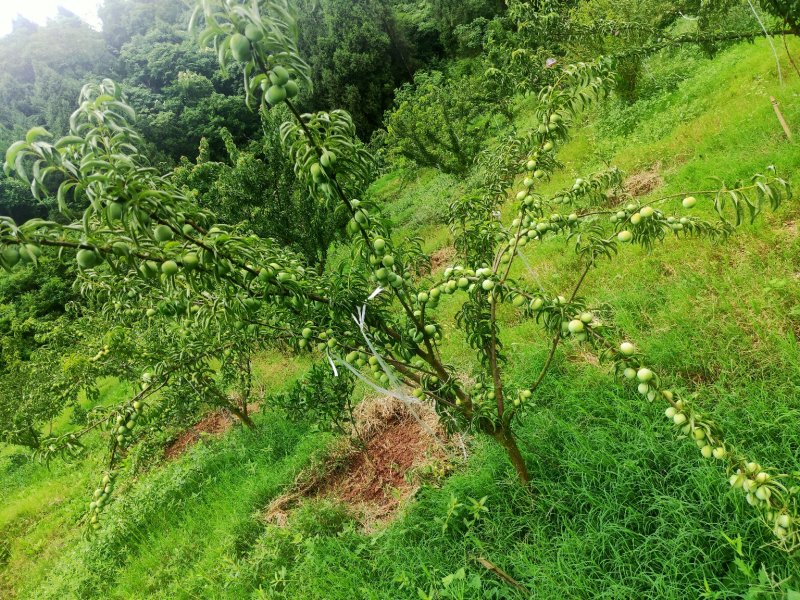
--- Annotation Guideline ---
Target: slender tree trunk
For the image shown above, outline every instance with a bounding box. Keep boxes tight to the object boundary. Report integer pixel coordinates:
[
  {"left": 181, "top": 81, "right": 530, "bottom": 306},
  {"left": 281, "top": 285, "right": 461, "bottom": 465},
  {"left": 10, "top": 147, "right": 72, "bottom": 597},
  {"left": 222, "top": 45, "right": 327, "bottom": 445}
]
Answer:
[
  {"left": 229, "top": 405, "right": 256, "bottom": 429},
  {"left": 492, "top": 425, "right": 530, "bottom": 485}
]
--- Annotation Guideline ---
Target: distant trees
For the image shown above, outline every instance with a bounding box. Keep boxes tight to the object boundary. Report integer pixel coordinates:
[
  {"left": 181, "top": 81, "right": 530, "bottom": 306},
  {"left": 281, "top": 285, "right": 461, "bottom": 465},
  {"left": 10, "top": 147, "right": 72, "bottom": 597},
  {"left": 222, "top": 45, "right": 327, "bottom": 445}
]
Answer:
[
  {"left": 384, "top": 69, "right": 509, "bottom": 174},
  {"left": 0, "top": 12, "right": 114, "bottom": 151},
  {"left": 428, "top": 0, "right": 507, "bottom": 53},
  {"left": 173, "top": 110, "right": 347, "bottom": 265},
  {"left": 295, "top": 0, "right": 417, "bottom": 139}
]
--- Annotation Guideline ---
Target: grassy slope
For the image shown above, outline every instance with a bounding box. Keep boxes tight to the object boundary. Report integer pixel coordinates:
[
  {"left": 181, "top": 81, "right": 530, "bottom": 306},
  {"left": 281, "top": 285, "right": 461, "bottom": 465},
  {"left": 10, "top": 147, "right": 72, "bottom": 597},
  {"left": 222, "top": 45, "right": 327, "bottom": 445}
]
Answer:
[{"left": 2, "top": 39, "right": 800, "bottom": 598}]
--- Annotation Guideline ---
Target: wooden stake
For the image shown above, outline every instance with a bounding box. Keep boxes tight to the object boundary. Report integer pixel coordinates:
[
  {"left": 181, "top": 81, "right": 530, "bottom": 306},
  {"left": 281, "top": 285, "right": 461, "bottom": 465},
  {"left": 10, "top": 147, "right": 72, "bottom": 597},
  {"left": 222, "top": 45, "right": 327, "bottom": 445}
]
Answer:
[
  {"left": 475, "top": 556, "right": 530, "bottom": 593},
  {"left": 771, "top": 96, "right": 793, "bottom": 140}
]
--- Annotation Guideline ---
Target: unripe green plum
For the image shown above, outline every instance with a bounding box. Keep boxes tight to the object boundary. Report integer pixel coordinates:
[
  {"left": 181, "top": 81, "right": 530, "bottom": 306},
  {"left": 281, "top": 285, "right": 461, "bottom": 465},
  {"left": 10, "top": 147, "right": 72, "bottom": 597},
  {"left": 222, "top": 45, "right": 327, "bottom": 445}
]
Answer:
[
  {"left": 623, "top": 367, "right": 637, "bottom": 380},
  {"left": 161, "top": 260, "right": 179, "bottom": 276},
  {"left": 777, "top": 514, "right": 792, "bottom": 528},
  {"left": 270, "top": 66, "right": 290, "bottom": 86},
  {"left": 637, "top": 368, "right": 654, "bottom": 382},
  {"left": 182, "top": 253, "right": 199, "bottom": 271},
  {"left": 630, "top": 213, "right": 642, "bottom": 225},
  {"left": 374, "top": 238, "right": 386, "bottom": 252},
  {"left": 712, "top": 446, "right": 726, "bottom": 459},
  {"left": 107, "top": 202, "right": 124, "bottom": 221},
  {"left": 617, "top": 230, "right": 633, "bottom": 243},
  {"left": 619, "top": 342, "right": 635, "bottom": 356},
  {"left": 700, "top": 445, "right": 713, "bottom": 458},
  {"left": 230, "top": 34, "right": 252, "bottom": 62},
  {"left": 482, "top": 279, "right": 495, "bottom": 291},
  {"left": 111, "top": 242, "right": 130, "bottom": 257},
  {"left": 266, "top": 85, "right": 287, "bottom": 105},
  {"left": 682, "top": 196, "right": 697, "bottom": 209},
  {"left": 567, "top": 319, "right": 584, "bottom": 334},
  {"left": 2, "top": 246, "right": 20, "bottom": 267},
  {"left": 673, "top": 413, "right": 687, "bottom": 426},
  {"left": 285, "top": 79, "right": 299, "bottom": 98},
  {"left": 418, "top": 292, "right": 429, "bottom": 303},
  {"left": 154, "top": 225, "right": 173, "bottom": 242},
  {"left": 320, "top": 151, "right": 337, "bottom": 171},
  {"left": 245, "top": 23, "right": 263, "bottom": 42},
  {"left": 640, "top": 206, "right": 654, "bottom": 218},
  {"left": 77, "top": 249, "right": 101, "bottom": 269},
  {"left": 755, "top": 486, "right": 771, "bottom": 501},
  {"left": 382, "top": 255, "right": 395, "bottom": 268}
]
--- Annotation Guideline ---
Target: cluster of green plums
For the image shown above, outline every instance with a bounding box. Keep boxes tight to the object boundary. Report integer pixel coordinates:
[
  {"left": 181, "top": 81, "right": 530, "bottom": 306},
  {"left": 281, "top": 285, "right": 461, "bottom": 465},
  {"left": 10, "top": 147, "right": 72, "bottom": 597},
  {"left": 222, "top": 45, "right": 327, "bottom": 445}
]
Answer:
[
  {"left": 113, "top": 400, "right": 144, "bottom": 448},
  {"left": 508, "top": 211, "right": 578, "bottom": 250},
  {"left": 614, "top": 197, "right": 699, "bottom": 243},
  {"left": 87, "top": 397, "right": 144, "bottom": 528},
  {"left": 536, "top": 111, "right": 566, "bottom": 136},
  {"left": 615, "top": 340, "right": 797, "bottom": 542},
  {"left": 729, "top": 462, "right": 776, "bottom": 502},
  {"left": 88, "top": 471, "right": 116, "bottom": 529},
  {"left": 1, "top": 242, "right": 40, "bottom": 268},
  {"left": 345, "top": 351, "right": 401, "bottom": 386},
  {"left": 89, "top": 344, "right": 111, "bottom": 363},
  {"left": 561, "top": 311, "right": 595, "bottom": 342},
  {"left": 297, "top": 323, "right": 409, "bottom": 387},
  {"left": 229, "top": 25, "right": 298, "bottom": 106}
]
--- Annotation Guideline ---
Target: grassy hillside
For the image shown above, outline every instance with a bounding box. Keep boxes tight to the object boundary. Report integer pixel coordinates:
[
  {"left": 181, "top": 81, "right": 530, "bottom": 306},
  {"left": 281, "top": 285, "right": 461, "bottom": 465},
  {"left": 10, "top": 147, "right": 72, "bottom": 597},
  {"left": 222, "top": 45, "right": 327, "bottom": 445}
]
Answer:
[{"left": 2, "top": 39, "right": 800, "bottom": 598}]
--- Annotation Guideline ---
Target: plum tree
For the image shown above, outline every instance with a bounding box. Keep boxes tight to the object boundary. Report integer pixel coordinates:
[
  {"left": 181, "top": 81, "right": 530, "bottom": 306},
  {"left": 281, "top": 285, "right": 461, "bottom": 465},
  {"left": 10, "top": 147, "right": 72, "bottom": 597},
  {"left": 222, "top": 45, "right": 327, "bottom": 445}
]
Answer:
[{"left": 0, "top": 0, "right": 796, "bottom": 549}]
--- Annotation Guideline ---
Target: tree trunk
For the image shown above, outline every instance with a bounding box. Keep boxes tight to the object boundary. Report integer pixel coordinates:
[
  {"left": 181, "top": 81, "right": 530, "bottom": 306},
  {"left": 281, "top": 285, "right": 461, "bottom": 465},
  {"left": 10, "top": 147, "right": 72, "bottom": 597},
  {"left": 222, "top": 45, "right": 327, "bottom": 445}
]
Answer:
[
  {"left": 492, "top": 425, "right": 530, "bottom": 485},
  {"left": 229, "top": 406, "right": 256, "bottom": 429}
]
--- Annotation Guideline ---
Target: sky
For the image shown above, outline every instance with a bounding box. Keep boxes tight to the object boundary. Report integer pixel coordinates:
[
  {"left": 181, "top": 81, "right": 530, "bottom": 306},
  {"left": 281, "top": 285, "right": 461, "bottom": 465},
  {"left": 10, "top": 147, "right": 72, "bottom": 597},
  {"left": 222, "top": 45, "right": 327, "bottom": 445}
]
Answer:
[{"left": 0, "top": 0, "right": 103, "bottom": 37}]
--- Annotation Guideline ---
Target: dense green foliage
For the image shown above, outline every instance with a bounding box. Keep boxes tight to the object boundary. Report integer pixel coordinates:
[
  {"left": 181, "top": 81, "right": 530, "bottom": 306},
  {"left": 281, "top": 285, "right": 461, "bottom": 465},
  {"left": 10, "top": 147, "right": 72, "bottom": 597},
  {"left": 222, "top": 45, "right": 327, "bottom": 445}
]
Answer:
[
  {"left": 385, "top": 67, "right": 510, "bottom": 173},
  {"left": 1, "top": 0, "right": 800, "bottom": 597}
]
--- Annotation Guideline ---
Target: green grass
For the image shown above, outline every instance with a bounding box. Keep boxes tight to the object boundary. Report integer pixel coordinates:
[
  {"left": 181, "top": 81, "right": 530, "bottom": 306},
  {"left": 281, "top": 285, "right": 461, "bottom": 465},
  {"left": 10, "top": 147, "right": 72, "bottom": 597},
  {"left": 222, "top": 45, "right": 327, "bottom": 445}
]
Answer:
[{"left": 2, "top": 38, "right": 800, "bottom": 598}]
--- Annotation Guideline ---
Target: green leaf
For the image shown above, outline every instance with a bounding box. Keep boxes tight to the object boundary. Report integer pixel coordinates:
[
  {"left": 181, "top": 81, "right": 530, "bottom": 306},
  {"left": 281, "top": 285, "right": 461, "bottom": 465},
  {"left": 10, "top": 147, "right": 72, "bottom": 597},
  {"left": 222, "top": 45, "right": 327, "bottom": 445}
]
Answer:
[{"left": 25, "top": 127, "right": 52, "bottom": 143}]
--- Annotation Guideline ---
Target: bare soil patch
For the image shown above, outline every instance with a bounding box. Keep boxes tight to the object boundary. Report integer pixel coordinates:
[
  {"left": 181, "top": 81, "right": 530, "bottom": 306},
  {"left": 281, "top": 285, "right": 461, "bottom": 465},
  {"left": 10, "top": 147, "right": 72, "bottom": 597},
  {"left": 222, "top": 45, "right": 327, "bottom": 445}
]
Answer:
[
  {"left": 163, "top": 410, "right": 234, "bottom": 460},
  {"left": 265, "top": 397, "right": 451, "bottom": 529},
  {"left": 624, "top": 163, "right": 664, "bottom": 198},
  {"left": 430, "top": 245, "right": 456, "bottom": 272}
]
